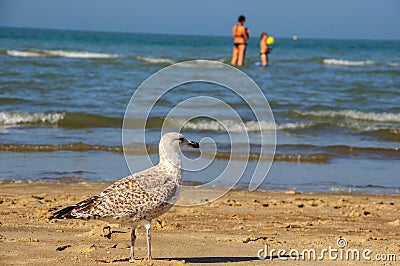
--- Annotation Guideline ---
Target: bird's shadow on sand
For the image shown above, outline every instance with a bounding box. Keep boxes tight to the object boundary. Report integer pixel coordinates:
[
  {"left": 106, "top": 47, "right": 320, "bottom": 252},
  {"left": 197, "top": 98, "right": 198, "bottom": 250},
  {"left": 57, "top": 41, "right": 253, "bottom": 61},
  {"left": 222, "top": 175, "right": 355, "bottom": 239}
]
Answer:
[
  {"left": 101, "top": 256, "right": 287, "bottom": 263},
  {"left": 161, "top": 257, "right": 260, "bottom": 263}
]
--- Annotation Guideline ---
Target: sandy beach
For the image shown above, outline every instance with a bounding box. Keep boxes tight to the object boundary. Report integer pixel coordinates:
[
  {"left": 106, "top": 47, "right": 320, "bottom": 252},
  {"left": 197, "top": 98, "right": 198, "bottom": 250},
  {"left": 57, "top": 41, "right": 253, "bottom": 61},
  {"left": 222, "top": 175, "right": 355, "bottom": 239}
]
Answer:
[
  {"left": 1, "top": 2, "right": 399, "bottom": 266},
  {"left": 0, "top": 182, "right": 399, "bottom": 265}
]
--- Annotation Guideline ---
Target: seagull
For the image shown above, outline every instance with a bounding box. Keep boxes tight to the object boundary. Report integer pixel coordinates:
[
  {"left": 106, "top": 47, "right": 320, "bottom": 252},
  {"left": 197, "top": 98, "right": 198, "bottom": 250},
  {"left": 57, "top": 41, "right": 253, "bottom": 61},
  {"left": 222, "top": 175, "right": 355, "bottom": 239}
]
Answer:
[{"left": 50, "top": 132, "right": 199, "bottom": 262}]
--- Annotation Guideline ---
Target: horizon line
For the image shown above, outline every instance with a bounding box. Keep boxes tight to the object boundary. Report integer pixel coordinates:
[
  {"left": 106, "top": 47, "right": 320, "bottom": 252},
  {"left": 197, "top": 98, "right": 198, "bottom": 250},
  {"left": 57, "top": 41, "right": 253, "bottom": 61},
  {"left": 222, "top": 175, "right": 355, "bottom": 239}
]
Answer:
[{"left": 1, "top": 25, "right": 399, "bottom": 42}]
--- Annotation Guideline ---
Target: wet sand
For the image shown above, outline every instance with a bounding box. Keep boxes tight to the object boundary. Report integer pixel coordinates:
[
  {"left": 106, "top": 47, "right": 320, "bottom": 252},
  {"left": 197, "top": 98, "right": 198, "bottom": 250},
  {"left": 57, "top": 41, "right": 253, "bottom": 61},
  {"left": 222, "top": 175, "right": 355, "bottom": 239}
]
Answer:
[{"left": 0, "top": 182, "right": 399, "bottom": 265}]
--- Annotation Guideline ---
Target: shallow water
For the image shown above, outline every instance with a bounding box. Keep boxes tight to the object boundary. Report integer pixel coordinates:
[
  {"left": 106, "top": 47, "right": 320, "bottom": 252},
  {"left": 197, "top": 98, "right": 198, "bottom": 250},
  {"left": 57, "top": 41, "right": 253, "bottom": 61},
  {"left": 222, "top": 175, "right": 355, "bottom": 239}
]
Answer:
[{"left": 0, "top": 27, "right": 399, "bottom": 193}]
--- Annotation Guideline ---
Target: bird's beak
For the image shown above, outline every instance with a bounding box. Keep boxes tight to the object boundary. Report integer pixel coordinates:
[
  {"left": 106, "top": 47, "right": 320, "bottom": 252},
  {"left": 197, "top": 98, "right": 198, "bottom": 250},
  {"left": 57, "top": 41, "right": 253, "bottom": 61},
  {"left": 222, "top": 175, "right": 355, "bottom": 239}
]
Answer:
[{"left": 188, "top": 141, "right": 199, "bottom": 148}]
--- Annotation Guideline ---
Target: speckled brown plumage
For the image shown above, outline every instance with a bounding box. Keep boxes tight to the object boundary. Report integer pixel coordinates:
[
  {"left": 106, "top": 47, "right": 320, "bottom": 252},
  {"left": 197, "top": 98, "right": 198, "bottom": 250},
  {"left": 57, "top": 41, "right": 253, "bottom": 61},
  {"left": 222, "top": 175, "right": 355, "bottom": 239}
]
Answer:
[
  {"left": 50, "top": 132, "right": 199, "bottom": 262},
  {"left": 51, "top": 166, "right": 180, "bottom": 222}
]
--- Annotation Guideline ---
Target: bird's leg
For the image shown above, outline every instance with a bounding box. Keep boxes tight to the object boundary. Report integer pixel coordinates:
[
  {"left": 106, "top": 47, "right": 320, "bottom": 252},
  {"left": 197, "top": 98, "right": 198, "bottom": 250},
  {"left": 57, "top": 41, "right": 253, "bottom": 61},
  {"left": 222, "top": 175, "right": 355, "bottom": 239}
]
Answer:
[
  {"left": 144, "top": 221, "right": 152, "bottom": 260},
  {"left": 129, "top": 226, "right": 137, "bottom": 263}
]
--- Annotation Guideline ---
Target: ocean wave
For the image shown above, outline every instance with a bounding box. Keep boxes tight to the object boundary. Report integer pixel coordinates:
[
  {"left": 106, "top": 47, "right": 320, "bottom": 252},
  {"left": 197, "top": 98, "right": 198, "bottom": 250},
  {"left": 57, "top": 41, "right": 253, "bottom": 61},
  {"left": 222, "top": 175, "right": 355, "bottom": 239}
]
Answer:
[
  {"left": 339, "top": 122, "right": 400, "bottom": 132},
  {"left": 175, "top": 60, "right": 226, "bottom": 68},
  {"left": 0, "top": 111, "right": 65, "bottom": 125},
  {"left": 293, "top": 110, "right": 400, "bottom": 123},
  {"left": 0, "top": 97, "right": 33, "bottom": 104},
  {"left": 6, "top": 50, "right": 45, "bottom": 58},
  {"left": 2, "top": 110, "right": 397, "bottom": 135},
  {"left": 182, "top": 119, "right": 311, "bottom": 132},
  {"left": 387, "top": 62, "right": 399, "bottom": 67},
  {"left": 44, "top": 50, "right": 120, "bottom": 58},
  {"left": 279, "top": 144, "right": 400, "bottom": 160},
  {"left": 6, "top": 49, "right": 120, "bottom": 59},
  {"left": 323, "top": 58, "right": 374, "bottom": 66},
  {"left": 0, "top": 111, "right": 122, "bottom": 128},
  {"left": 361, "top": 128, "right": 400, "bottom": 142},
  {"left": 0, "top": 143, "right": 122, "bottom": 153},
  {"left": 197, "top": 151, "right": 329, "bottom": 163},
  {"left": 2, "top": 142, "right": 399, "bottom": 162},
  {"left": 0, "top": 142, "right": 329, "bottom": 163},
  {"left": 134, "top": 56, "right": 175, "bottom": 64}
]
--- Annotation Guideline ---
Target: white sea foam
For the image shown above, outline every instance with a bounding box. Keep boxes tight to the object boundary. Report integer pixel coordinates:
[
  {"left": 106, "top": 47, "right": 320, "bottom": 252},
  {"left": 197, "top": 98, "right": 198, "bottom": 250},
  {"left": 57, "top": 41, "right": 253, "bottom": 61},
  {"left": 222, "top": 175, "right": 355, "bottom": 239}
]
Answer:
[
  {"left": 323, "top": 58, "right": 374, "bottom": 66},
  {"left": 7, "top": 49, "right": 119, "bottom": 59},
  {"left": 135, "top": 56, "right": 175, "bottom": 64},
  {"left": 44, "top": 50, "right": 120, "bottom": 59},
  {"left": 338, "top": 122, "right": 400, "bottom": 133},
  {"left": 0, "top": 111, "right": 65, "bottom": 125},
  {"left": 7, "top": 50, "right": 44, "bottom": 58},
  {"left": 176, "top": 60, "right": 225, "bottom": 68},
  {"left": 182, "top": 119, "right": 311, "bottom": 132},
  {"left": 294, "top": 110, "right": 400, "bottom": 123},
  {"left": 387, "top": 62, "right": 399, "bottom": 67}
]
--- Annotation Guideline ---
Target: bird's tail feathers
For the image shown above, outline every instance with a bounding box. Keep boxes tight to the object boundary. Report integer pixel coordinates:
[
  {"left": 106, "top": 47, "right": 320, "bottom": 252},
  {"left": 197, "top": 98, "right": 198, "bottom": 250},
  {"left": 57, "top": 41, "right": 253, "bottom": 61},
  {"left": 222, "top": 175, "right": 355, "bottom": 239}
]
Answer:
[
  {"left": 49, "top": 205, "right": 77, "bottom": 219},
  {"left": 49, "top": 195, "right": 99, "bottom": 220}
]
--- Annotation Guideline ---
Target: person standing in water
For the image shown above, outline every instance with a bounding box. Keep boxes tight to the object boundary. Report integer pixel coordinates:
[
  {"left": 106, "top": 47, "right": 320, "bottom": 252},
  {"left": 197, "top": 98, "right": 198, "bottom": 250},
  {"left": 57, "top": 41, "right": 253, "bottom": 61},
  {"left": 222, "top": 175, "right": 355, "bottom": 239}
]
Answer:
[
  {"left": 231, "top": 15, "right": 249, "bottom": 67},
  {"left": 259, "top": 32, "right": 272, "bottom": 67}
]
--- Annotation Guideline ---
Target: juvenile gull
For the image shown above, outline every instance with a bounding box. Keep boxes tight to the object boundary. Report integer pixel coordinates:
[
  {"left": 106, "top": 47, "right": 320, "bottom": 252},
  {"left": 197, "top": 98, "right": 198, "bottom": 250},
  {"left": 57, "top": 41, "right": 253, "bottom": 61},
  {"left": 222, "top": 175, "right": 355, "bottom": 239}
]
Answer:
[{"left": 50, "top": 132, "right": 199, "bottom": 262}]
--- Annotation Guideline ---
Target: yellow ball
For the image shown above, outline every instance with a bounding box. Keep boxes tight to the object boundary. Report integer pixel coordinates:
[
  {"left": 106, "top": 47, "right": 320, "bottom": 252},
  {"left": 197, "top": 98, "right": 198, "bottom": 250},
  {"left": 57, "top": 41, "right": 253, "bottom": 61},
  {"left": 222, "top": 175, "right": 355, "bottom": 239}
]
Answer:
[{"left": 266, "top": 36, "right": 275, "bottom": 45}]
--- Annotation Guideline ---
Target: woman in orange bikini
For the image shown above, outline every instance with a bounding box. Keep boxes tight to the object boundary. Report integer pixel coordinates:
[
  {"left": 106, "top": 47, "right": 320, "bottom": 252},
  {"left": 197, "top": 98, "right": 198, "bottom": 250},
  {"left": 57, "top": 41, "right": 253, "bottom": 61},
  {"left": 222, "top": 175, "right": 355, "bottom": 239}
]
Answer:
[{"left": 231, "top": 15, "right": 249, "bottom": 67}]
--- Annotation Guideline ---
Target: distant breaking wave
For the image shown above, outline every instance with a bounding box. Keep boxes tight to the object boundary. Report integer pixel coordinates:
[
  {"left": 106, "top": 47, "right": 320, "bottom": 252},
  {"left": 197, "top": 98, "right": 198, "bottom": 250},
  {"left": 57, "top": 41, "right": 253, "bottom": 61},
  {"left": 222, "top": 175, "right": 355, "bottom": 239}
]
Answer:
[
  {"left": 323, "top": 58, "right": 374, "bottom": 66},
  {"left": 292, "top": 110, "right": 400, "bottom": 123},
  {"left": 6, "top": 50, "right": 43, "bottom": 58},
  {"left": 183, "top": 119, "right": 312, "bottom": 132},
  {"left": 132, "top": 57, "right": 226, "bottom": 67},
  {"left": 1, "top": 111, "right": 398, "bottom": 138},
  {"left": 0, "top": 111, "right": 65, "bottom": 125},
  {"left": 134, "top": 56, "right": 175, "bottom": 64},
  {"left": 0, "top": 111, "right": 310, "bottom": 131},
  {"left": 6, "top": 49, "right": 120, "bottom": 59},
  {"left": 0, "top": 111, "right": 121, "bottom": 128},
  {"left": 387, "top": 62, "right": 399, "bottom": 67},
  {"left": 283, "top": 57, "right": 399, "bottom": 67},
  {"left": 323, "top": 58, "right": 399, "bottom": 67}
]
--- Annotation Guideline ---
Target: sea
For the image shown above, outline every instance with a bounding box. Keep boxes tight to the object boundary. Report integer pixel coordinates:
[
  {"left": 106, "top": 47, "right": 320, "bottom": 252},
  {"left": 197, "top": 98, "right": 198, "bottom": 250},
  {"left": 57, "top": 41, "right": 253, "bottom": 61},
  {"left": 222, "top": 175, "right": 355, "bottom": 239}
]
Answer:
[{"left": 0, "top": 27, "right": 399, "bottom": 194}]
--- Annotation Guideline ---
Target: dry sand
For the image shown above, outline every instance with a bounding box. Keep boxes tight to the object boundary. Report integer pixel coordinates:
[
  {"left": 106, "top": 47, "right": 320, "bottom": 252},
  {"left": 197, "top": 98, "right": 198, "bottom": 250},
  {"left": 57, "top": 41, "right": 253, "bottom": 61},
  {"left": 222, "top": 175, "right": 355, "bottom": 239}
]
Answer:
[{"left": 0, "top": 182, "right": 399, "bottom": 265}]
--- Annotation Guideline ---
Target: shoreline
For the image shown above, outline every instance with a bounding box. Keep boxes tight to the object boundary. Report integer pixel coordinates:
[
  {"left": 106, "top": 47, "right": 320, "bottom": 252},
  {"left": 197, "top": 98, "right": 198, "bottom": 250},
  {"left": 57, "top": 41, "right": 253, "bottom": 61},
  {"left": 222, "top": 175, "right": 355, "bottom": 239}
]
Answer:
[
  {"left": 1, "top": 182, "right": 399, "bottom": 265},
  {"left": 1, "top": 180, "right": 399, "bottom": 196}
]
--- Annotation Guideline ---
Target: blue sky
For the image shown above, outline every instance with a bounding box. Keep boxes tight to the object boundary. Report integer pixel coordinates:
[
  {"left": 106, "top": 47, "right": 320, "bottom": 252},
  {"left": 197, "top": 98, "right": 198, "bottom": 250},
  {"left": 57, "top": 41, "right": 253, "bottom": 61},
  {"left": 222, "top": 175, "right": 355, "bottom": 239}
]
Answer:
[{"left": 1, "top": 0, "right": 399, "bottom": 39}]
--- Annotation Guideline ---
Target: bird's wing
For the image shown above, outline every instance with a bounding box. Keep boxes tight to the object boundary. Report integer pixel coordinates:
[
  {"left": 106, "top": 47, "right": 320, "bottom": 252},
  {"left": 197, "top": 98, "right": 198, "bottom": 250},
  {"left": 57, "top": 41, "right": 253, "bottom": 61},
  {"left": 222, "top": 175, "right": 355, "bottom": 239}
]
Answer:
[{"left": 50, "top": 166, "right": 175, "bottom": 220}]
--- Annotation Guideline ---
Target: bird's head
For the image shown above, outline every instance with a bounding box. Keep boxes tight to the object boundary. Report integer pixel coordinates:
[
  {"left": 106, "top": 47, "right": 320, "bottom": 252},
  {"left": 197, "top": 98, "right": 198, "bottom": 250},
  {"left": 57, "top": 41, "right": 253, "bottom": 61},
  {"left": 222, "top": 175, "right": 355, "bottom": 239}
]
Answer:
[
  {"left": 159, "top": 132, "right": 199, "bottom": 167},
  {"left": 161, "top": 132, "right": 199, "bottom": 149}
]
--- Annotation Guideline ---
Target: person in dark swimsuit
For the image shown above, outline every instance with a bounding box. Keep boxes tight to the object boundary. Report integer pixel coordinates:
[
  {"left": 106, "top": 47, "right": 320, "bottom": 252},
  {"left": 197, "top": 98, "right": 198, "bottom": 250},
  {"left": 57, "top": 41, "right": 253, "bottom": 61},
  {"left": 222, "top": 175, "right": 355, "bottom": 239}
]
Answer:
[
  {"left": 231, "top": 15, "right": 249, "bottom": 67},
  {"left": 260, "top": 32, "right": 270, "bottom": 67}
]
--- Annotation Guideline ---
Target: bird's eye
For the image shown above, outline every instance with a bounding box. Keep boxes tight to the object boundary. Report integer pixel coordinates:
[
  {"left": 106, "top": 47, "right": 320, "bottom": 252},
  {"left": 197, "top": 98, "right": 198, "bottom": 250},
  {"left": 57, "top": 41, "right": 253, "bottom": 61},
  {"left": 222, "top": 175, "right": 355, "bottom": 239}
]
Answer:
[{"left": 178, "top": 137, "right": 184, "bottom": 142}]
